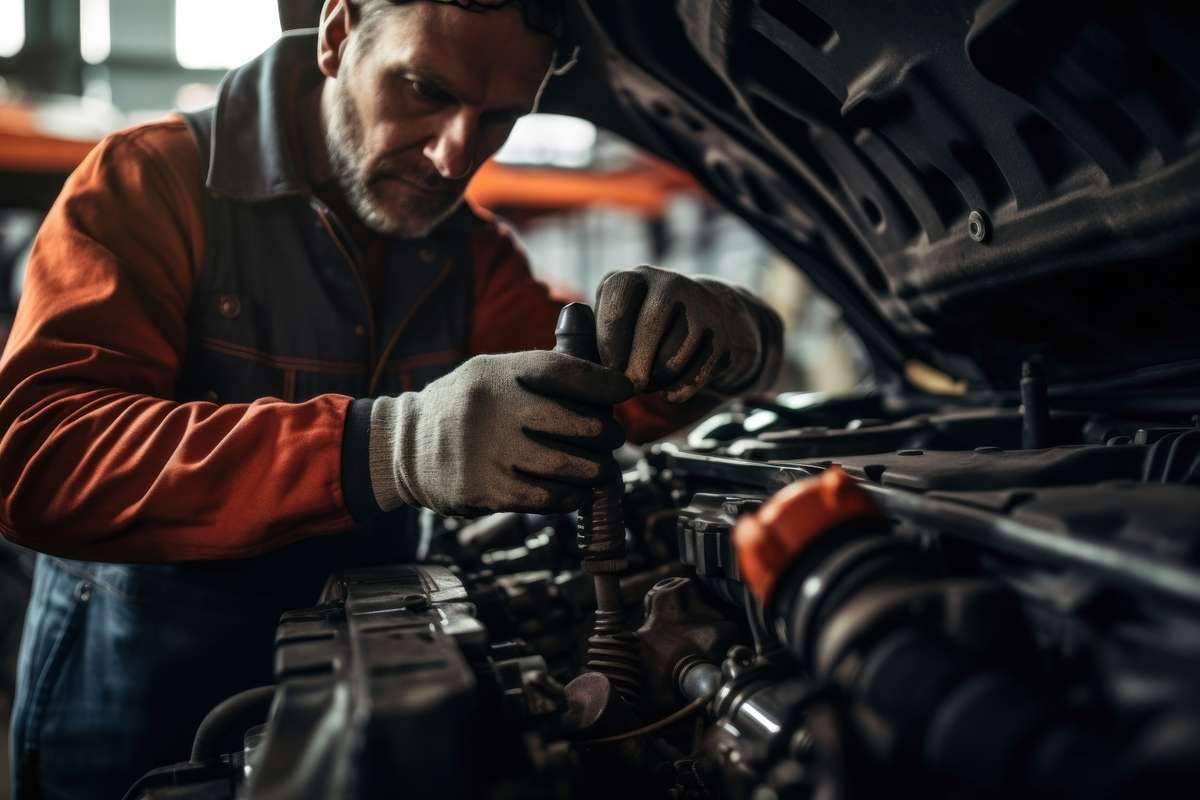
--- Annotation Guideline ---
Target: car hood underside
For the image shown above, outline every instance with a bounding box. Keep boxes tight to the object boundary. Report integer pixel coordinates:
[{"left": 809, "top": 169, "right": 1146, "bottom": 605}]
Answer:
[{"left": 542, "top": 0, "right": 1200, "bottom": 397}]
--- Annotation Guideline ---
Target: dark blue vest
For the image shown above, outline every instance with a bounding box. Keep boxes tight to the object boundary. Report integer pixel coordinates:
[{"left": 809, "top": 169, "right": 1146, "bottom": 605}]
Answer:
[{"left": 172, "top": 104, "right": 476, "bottom": 579}]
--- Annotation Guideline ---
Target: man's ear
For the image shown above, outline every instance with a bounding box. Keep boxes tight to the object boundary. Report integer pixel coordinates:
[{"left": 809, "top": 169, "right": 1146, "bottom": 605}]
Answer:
[{"left": 317, "top": 0, "right": 354, "bottom": 78}]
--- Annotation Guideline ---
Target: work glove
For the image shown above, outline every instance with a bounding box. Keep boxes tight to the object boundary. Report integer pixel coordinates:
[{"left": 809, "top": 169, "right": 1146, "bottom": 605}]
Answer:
[
  {"left": 368, "top": 351, "right": 632, "bottom": 517},
  {"left": 595, "top": 265, "right": 784, "bottom": 402}
]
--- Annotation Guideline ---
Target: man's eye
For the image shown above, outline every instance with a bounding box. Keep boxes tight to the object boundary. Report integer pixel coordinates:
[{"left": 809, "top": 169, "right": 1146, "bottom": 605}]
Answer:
[{"left": 410, "top": 81, "right": 448, "bottom": 103}]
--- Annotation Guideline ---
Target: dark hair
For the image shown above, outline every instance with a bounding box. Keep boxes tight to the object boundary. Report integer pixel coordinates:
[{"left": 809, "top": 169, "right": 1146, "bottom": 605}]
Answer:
[{"left": 347, "top": 0, "right": 578, "bottom": 72}]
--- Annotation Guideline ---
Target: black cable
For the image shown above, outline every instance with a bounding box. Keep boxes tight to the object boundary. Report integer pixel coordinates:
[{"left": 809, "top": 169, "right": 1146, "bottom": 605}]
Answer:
[
  {"left": 577, "top": 696, "right": 711, "bottom": 745},
  {"left": 744, "top": 584, "right": 768, "bottom": 655},
  {"left": 1053, "top": 390, "right": 1200, "bottom": 417},
  {"left": 1142, "top": 436, "right": 1164, "bottom": 482},
  {"left": 1182, "top": 451, "right": 1200, "bottom": 485},
  {"left": 190, "top": 685, "right": 276, "bottom": 763},
  {"left": 1163, "top": 430, "right": 1200, "bottom": 482},
  {"left": 1142, "top": 430, "right": 1200, "bottom": 483},
  {"left": 1050, "top": 359, "right": 1200, "bottom": 395}
]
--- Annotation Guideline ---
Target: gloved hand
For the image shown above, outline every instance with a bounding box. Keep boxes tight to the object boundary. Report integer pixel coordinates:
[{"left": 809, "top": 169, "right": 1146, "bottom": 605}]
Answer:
[
  {"left": 594, "top": 265, "right": 783, "bottom": 402},
  {"left": 368, "top": 351, "right": 632, "bottom": 516}
]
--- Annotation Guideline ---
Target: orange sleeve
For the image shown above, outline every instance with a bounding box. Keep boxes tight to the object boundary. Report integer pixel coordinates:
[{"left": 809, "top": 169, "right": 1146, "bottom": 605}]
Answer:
[
  {"left": 467, "top": 220, "right": 720, "bottom": 444},
  {"left": 0, "top": 119, "right": 353, "bottom": 563}
]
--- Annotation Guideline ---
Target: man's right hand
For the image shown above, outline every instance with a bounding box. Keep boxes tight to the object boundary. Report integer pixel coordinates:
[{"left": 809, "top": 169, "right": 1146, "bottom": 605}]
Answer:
[{"left": 367, "top": 351, "right": 633, "bottom": 516}]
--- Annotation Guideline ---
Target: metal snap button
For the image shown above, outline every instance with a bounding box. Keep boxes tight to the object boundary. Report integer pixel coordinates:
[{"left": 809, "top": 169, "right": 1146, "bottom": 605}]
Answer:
[
  {"left": 77, "top": 582, "right": 92, "bottom": 602},
  {"left": 205, "top": 390, "right": 219, "bottom": 403},
  {"left": 217, "top": 294, "right": 241, "bottom": 319}
]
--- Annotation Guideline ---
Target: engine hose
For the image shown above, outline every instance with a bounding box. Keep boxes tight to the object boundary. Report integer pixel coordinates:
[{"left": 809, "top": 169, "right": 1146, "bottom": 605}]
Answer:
[
  {"left": 190, "top": 685, "right": 275, "bottom": 763},
  {"left": 586, "top": 607, "right": 641, "bottom": 704}
]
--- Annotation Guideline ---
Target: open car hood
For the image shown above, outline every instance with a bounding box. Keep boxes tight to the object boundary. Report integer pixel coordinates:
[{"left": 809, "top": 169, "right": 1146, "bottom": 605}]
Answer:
[{"left": 542, "top": 0, "right": 1200, "bottom": 396}]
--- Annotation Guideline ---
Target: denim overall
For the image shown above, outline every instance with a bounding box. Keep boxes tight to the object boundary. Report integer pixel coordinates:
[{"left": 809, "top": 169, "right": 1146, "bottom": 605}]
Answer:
[{"left": 10, "top": 31, "right": 479, "bottom": 799}]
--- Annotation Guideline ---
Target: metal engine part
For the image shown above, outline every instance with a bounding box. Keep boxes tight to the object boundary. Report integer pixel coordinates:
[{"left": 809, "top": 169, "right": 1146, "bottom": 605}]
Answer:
[{"left": 128, "top": 395, "right": 1200, "bottom": 800}]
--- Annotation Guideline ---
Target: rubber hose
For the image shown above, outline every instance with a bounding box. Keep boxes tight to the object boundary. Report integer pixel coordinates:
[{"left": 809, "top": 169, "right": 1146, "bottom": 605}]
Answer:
[{"left": 190, "top": 685, "right": 275, "bottom": 763}]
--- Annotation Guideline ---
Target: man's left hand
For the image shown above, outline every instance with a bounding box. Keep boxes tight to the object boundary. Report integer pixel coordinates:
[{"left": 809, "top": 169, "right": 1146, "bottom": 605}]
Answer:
[{"left": 594, "top": 265, "right": 783, "bottom": 402}]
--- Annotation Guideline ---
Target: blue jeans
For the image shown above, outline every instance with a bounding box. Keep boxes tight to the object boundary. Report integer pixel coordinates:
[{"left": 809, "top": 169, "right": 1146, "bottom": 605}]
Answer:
[{"left": 8, "top": 554, "right": 310, "bottom": 800}]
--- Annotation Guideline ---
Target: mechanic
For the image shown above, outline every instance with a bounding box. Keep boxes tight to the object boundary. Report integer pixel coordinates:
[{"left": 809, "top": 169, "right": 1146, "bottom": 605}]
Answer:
[{"left": 0, "top": 0, "right": 783, "bottom": 797}]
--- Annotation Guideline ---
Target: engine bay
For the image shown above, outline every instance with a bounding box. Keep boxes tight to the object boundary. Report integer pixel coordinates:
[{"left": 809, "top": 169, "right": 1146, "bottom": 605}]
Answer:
[{"left": 130, "top": 379, "right": 1200, "bottom": 799}]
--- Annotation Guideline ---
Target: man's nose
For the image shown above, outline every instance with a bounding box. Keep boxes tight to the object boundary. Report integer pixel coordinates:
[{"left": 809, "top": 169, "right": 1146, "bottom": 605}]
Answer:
[{"left": 423, "top": 109, "right": 478, "bottom": 181}]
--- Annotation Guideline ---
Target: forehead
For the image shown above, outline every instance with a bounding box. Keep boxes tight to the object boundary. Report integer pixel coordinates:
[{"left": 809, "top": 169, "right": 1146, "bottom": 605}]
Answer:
[{"left": 362, "top": 3, "right": 555, "bottom": 108}]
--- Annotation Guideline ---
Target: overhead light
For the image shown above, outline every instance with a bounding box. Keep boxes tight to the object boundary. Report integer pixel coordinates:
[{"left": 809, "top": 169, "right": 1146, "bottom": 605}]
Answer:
[
  {"left": 175, "top": 0, "right": 280, "bottom": 70},
  {"left": 495, "top": 114, "right": 598, "bottom": 168},
  {"left": 0, "top": 0, "right": 24, "bottom": 58},
  {"left": 81, "top": 0, "right": 111, "bottom": 64}
]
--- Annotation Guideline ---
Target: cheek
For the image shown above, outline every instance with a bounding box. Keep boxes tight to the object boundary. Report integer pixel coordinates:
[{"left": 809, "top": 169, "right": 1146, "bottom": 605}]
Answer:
[
  {"left": 343, "top": 83, "right": 403, "bottom": 150},
  {"left": 371, "top": 84, "right": 409, "bottom": 123},
  {"left": 362, "top": 99, "right": 440, "bottom": 156}
]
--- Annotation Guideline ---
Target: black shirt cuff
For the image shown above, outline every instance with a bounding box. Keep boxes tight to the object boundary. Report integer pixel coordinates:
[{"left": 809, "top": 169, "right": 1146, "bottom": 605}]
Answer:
[{"left": 341, "top": 397, "right": 382, "bottom": 525}]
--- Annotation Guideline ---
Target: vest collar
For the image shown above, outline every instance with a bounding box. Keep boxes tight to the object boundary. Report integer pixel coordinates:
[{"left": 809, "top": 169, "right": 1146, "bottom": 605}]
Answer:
[{"left": 201, "top": 30, "right": 321, "bottom": 201}]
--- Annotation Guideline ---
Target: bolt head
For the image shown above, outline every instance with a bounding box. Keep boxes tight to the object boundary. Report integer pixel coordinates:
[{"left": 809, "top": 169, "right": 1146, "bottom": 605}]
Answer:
[{"left": 968, "top": 209, "right": 990, "bottom": 242}]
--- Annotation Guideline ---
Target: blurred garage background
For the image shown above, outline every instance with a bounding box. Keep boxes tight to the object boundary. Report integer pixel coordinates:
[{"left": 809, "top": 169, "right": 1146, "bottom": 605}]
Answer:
[{"left": 0, "top": 2, "right": 868, "bottom": 794}]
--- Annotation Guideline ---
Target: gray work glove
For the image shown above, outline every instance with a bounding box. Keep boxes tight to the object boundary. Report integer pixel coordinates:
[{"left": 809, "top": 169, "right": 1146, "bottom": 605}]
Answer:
[
  {"left": 595, "top": 265, "right": 784, "bottom": 402},
  {"left": 368, "top": 351, "right": 632, "bottom": 516}
]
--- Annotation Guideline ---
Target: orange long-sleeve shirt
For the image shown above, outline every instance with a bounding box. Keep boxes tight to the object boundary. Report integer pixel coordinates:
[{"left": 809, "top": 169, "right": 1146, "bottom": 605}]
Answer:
[{"left": 0, "top": 118, "right": 705, "bottom": 563}]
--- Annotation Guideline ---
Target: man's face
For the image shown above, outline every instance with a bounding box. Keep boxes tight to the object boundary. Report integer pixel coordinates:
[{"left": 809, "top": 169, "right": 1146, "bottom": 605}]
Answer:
[{"left": 323, "top": 2, "right": 555, "bottom": 237}]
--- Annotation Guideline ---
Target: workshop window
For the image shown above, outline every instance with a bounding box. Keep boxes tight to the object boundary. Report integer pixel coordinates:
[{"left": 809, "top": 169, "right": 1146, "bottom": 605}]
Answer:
[
  {"left": 175, "top": 0, "right": 280, "bottom": 69},
  {"left": 0, "top": 0, "right": 24, "bottom": 58}
]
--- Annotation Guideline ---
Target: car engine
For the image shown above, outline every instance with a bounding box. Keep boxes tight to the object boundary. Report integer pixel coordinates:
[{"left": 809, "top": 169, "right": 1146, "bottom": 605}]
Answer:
[
  {"left": 123, "top": 0, "right": 1200, "bottom": 797},
  {"left": 127, "top": 321, "right": 1200, "bottom": 799}
]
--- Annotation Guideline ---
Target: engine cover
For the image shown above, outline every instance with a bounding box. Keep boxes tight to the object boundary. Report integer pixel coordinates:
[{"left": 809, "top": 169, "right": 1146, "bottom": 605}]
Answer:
[{"left": 248, "top": 566, "right": 485, "bottom": 799}]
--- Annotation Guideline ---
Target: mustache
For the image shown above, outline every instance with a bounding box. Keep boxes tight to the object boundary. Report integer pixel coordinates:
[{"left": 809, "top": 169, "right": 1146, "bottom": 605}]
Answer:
[{"left": 367, "top": 155, "right": 469, "bottom": 194}]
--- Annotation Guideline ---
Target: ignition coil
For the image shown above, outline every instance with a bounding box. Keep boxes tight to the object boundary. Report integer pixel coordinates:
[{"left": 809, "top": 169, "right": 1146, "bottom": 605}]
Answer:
[{"left": 553, "top": 303, "right": 641, "bottom": 705}]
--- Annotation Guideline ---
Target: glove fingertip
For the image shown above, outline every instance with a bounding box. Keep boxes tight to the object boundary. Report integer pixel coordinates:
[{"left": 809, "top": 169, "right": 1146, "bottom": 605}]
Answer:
[
  {"left": 664, "top": 385, "right": 698, "bottom": 404},
  {"left": 595, "top": 273, "right": 647, "bottom": 373}
]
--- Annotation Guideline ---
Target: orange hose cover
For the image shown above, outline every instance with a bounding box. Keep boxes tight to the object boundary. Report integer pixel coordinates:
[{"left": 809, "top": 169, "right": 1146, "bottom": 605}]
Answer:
[{"left": 734, "top": 467, "right": 880, "bottom": 603}]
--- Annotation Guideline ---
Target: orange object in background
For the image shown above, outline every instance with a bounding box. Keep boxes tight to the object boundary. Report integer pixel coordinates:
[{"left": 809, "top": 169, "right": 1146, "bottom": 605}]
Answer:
[
  {"left": 0, "top": 98, "right": 700, "bottom": 216},
  {"left": 734, "top": 467, "right": 881, "bottom": 603},
  {"left": 0, "top": 104, "right": 98, "bottom": 173},
  {"left": 466, "top": 158, "right": 699, "bottom": 218}
]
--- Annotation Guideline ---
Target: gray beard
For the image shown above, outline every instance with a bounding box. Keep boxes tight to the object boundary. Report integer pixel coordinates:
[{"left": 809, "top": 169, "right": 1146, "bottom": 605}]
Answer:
[{"left": 324, "top": 81, "right": 461, "bottom": 238}]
